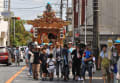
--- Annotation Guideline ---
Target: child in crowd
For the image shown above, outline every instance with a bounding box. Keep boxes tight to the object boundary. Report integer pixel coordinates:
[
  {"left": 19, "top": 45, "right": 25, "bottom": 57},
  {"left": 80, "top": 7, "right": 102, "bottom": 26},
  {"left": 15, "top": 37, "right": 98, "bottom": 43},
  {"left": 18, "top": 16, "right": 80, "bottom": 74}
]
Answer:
[{"left": 47, "top": 54, "right": 56, "bottom": 81}]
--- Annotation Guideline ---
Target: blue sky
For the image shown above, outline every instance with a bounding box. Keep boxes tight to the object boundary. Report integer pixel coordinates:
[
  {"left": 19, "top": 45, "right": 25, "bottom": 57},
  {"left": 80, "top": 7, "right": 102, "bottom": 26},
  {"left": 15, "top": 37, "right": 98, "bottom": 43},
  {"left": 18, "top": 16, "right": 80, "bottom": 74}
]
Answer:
[{"left": 11, "top": 0, "right": 71, "bottom": 30}]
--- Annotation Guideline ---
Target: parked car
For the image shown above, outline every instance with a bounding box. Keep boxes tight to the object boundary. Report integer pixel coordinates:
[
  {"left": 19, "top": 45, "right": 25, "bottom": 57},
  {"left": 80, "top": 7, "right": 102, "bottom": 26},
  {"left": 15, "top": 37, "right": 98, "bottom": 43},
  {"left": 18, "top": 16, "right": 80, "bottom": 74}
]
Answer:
[{"left": 0, "top": 47, "right": 12, "bottom": 66}]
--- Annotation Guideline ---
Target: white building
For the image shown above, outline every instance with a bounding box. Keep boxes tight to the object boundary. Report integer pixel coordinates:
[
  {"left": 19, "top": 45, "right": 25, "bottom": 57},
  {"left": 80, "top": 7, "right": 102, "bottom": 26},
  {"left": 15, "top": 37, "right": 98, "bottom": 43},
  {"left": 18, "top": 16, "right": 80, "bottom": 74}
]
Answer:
[
  {"left": 80, "top": 0, "right": 120, "bottom": 35},
  {"left": 71, "top": 0, "right": 120, "bottom": 47},
  {"left": 0, "top": 0, "right": 4, "bottom": 16},
  {"left": 0, "top": 0, "right": 9, "bottom": 46}
]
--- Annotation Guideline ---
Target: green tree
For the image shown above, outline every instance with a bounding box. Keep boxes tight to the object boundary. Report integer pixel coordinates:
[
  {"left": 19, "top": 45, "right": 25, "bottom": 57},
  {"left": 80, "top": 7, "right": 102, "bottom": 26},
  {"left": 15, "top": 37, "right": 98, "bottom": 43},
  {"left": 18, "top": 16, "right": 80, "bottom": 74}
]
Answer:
[{"left": 10, "top": 19, "right": 32, "bottom": 46}]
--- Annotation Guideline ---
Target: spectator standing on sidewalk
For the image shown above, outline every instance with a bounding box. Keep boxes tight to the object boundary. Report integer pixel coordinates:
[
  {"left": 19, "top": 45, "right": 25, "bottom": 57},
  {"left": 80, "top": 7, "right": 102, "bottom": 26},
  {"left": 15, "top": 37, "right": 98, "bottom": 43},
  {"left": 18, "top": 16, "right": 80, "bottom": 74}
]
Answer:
[{"left": 99, "top": 45, "right": 111, "bottom": 83}]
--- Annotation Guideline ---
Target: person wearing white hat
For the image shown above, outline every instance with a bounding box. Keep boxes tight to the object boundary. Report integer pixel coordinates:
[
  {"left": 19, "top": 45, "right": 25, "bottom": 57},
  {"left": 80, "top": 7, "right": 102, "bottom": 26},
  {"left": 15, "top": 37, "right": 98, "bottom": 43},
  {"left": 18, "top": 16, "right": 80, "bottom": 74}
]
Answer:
[{"left": 114, "top": 38, "right": 120, "bottom": 82}]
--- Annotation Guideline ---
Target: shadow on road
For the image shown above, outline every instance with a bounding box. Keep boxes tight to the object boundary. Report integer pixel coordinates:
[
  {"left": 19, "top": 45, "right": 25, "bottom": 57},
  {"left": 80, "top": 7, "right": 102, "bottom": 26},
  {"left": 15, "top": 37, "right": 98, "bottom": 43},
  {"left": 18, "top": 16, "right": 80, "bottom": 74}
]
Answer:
[{"left": 0, "top": 64, "right": 25, "bottom": 67}]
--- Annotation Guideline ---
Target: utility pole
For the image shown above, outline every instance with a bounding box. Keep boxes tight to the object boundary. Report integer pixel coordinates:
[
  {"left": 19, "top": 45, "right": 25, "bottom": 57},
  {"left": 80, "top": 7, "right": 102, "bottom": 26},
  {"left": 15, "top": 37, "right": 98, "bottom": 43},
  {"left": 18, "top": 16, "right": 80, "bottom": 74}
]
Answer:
[
  {"left": 93, "top": 0, "right": 99, "bottom": 69},
  {"left": 60, "top": 0, "right": 63, "bottom": 19},
  {"left": 8, "top": 0, "right": 10, "bottom": 11},
  {"left": 85, "top": 0, "right": 87, "bottom": 45},
  {"left": 60, "top": 0, "right": 63, "bottom": 57},
  {"left": 8, "top": 0, "right": 11, "bottom": 46},
  {"left": 66, "top": 0, "right": 68, "bottom": 32},
  {"left": 13, "top": 18, "right": 15, "bottom": 41},
  {"left": 78, "top": 0, "right": 80, "bottom": 42},
  {"left": 66, "top": 0, "right": 68, "bottom": 20},
  {"left": 73, "top": 0, "right": 78, "bottom": 45}
]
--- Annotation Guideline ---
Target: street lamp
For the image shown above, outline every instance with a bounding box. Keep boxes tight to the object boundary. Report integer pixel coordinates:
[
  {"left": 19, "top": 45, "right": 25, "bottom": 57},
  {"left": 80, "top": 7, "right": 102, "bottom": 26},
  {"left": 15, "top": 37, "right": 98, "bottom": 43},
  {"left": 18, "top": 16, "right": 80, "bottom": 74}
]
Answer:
[
  {"left": 11, "top": 17, "right": 21, "bottom": 45},
  {"left": 85, "top": 0, "right": 87, "bottom": 45}
]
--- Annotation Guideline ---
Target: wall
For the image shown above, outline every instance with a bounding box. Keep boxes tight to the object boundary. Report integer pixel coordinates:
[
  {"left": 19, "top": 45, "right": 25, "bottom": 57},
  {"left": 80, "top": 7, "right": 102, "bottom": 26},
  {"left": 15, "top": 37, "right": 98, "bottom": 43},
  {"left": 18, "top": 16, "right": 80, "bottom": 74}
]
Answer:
[
  {"left": 80, "top": 0, "right": 120, "bottom": 35},
  {"left": 99, "top": 0, "right": 120, "bottom": 34},
  {"left": 0, "top": 0, "right": 4, "bottom": 16},
  {"left": 0, "top": 20, "right": 8, "bottom": 46},
  {"left": 0, "top": 0, "right": 9, "bottom": 46}
]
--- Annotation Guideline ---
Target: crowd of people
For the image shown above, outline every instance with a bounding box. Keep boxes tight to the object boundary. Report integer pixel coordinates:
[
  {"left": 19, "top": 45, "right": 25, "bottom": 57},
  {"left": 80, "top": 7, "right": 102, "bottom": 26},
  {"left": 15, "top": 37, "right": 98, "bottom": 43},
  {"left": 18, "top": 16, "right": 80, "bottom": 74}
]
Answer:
[
  {"left": 24, "top": 42, "right": 94, "bottom": 83},
  {"left": 24, "top": 39, "right": 120, "bottom": 83}
]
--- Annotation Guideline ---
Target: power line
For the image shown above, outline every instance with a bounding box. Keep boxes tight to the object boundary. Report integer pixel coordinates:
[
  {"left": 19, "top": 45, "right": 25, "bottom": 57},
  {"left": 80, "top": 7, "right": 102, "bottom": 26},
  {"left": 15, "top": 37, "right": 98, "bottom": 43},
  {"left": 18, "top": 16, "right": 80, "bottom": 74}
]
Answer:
[
  {"left": 11, "top": 6, "right": 44, "bottom": 10},
  {"left": 9, "top": 4, "right": 71, "bottom": 10}
]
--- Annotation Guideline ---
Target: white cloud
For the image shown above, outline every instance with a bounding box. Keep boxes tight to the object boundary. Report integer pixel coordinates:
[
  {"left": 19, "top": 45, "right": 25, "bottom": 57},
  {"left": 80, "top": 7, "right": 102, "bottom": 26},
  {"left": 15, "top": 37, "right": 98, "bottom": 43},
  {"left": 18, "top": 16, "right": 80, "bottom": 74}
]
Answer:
[{"left": 32, "top": 0, "right": 43, "bottom": 2}]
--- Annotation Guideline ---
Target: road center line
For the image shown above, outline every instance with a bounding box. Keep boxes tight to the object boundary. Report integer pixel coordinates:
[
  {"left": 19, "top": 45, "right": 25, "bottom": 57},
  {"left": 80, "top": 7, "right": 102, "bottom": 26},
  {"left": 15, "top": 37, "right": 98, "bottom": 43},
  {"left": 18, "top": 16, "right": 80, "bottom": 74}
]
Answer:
[{"left": 5, "top": 66, "right": 26, "bottom": 83}]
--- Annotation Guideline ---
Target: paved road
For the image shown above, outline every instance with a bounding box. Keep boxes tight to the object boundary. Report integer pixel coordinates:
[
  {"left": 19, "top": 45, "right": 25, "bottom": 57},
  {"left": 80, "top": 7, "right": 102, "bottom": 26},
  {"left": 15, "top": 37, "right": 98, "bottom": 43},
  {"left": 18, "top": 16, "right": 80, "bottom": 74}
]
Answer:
[
  {"left": 0, "top": 63, "right": 25, "bottom": 83},
  {"left": 0, "top": 62, "right": 104, "bottom": 83},
  {"left": 13, "top": 69, "right": 103, "bottom": 83}
]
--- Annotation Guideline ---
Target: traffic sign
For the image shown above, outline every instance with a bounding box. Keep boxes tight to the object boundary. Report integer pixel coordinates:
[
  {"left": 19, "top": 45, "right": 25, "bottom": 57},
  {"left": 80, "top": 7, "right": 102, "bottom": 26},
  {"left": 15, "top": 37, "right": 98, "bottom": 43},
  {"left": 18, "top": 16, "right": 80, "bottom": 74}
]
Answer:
[{"left": 1, "top": 11, "right": 11, "bottom": 17}]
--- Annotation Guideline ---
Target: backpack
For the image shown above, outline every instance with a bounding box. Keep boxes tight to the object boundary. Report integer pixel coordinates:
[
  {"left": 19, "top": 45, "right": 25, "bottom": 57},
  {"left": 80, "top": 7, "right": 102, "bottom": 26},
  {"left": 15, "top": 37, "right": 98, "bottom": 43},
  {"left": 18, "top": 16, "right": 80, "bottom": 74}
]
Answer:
[
  {"left": 111, "top": 48, "right": 119, "bottom": 65},
  {"left": 101, "top": 53, "right": 110, "bottom": 68},
  {"left": 102, "top": 57, "right": 110, "bottom": 68},
  {"left": 48, "top": 59, "right": 55, "bottom": 67},
  {"left": 84, "top": 51, "right": 93, "bottom": 65}
]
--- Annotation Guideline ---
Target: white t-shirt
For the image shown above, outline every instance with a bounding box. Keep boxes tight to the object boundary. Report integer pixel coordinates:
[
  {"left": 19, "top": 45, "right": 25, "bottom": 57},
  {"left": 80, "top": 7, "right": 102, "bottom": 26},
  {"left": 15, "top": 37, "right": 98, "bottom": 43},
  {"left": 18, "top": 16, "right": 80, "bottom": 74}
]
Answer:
[
  {"left": 93, "top": 57, "right": 96, "bottom": 62},
  {"left": 47, "top": 58, "right": 55, "bottom": 68}
]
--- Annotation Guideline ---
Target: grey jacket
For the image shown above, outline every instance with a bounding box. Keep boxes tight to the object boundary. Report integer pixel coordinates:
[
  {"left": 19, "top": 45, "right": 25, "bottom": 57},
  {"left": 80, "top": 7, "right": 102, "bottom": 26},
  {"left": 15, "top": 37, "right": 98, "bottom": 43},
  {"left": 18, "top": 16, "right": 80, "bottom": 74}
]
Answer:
[{"left": 117, "top": 57, "right": 120, "bottom": 74}]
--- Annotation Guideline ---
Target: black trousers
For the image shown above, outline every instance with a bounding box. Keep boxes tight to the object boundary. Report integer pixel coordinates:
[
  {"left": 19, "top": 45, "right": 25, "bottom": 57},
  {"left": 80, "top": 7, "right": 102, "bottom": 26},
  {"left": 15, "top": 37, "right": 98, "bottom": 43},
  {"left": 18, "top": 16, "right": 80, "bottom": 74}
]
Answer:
[
  {"left": 56, "top": 61, "right": 62, "bottom": 76},
  {"left": 72, "top": 62, "right": 81, "bottom": 77},
  {"left": 63, "top": 65, "right": 69, "bottom": 78}
]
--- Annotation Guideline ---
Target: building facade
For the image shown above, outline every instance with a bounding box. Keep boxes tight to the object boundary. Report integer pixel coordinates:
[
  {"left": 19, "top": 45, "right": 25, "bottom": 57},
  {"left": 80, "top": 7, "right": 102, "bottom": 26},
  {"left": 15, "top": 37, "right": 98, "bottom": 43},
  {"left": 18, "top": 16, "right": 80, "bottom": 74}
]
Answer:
[
  {"left": 72, "top": 0, "right": 120, "bottom": 47},
  {"left": 0, "top": 0, "right": 9, "bottom": 46},
  {"left": 99, "top": 0, "right": 120, "bottom": 35},
  {"left": 0, "top": 0, "right": 4, "bottom": 15}
]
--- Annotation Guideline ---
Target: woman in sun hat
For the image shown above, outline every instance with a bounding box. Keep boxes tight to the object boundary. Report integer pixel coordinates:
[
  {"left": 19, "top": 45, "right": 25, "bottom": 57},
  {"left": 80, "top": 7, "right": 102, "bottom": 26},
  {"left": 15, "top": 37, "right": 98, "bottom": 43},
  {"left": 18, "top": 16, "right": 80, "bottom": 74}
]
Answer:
[{"left": 114, "top": 38, "right": 120, "bottom": 83}]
